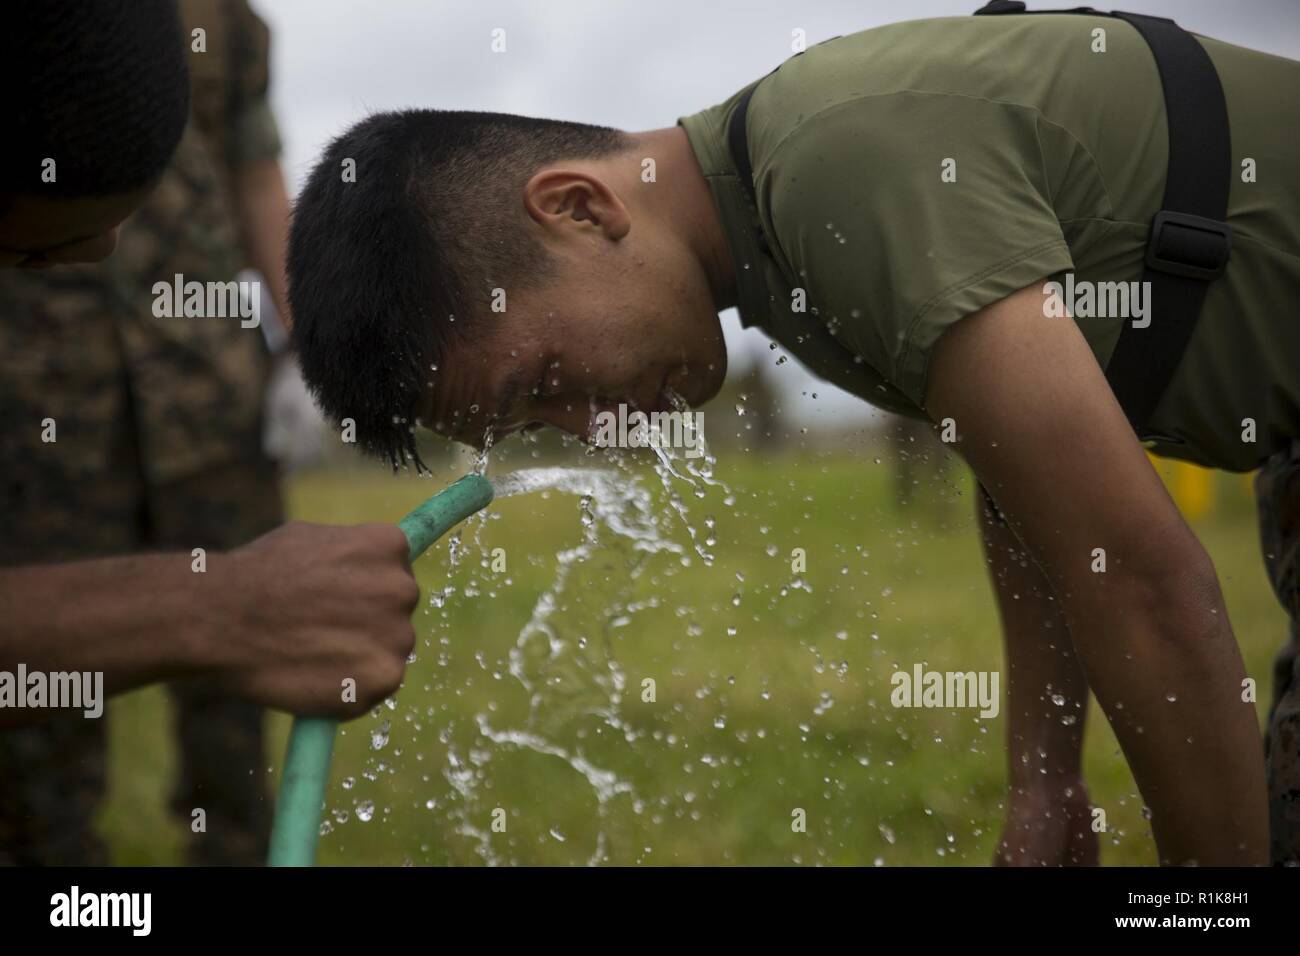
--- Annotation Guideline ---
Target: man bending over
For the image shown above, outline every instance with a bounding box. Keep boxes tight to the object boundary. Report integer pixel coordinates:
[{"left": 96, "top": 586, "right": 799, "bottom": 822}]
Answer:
[{"left": 287, "top": 12, "right": 1300, "bottom": 865}]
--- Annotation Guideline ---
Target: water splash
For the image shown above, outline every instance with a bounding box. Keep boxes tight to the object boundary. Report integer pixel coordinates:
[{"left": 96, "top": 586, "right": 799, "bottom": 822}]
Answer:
[
  {"left": 470, "top": 426, "right": 494, "bottom": 476},
  {"left": 611, "top": 387, "right": 733, "bottom": 566},
  {"left": 491, "top": 467, "right": 683, "bottom": 555},
  {"left": 340, "top": 404, "right": 741, "bottom": 864},
  {"left": 435, "top": 464, "right": 686, "bottom": 864}
]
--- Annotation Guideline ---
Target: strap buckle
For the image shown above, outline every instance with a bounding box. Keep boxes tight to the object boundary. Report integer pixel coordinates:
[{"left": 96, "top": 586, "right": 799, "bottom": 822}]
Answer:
[{"left": 1145, "top": 210, "right": 1232, "bottom": 280}]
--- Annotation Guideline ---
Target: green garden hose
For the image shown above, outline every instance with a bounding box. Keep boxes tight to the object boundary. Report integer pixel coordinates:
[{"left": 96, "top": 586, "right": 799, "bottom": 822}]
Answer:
[{"left": 267, "top": 473, "right": 494, "bottom": 866}]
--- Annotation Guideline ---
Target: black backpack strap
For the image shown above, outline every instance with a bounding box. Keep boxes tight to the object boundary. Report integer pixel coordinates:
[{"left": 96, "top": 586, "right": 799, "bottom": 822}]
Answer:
[
  {"left": 976, "top": 1, "right": 1233, "bottom": 433},
  {"left": 727, "top": 37, "right": 834, "bottom": 251},
  {"left": 1097, "top": 11, "right": 1232, "bottom": 430},
  {"left": 728, "top": 86, "right": 761, "bottom": 210},
  {"left": 729, "top": 4, "right": 1233, "bottom": 437},
  {"left": 728, "top": 75, "right": 778, "bottom": 256}
]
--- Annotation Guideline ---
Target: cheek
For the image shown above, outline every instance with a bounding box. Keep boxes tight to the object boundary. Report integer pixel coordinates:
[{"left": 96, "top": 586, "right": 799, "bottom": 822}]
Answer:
[{"left": 584, "top": 315, "right": 653, "bottom": 372}]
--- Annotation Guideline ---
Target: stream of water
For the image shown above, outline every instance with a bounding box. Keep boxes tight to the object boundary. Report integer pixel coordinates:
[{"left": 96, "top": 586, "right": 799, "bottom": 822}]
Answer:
[
  {"left": 457, "top": 399, "right": 732, "bottom": 862},
  {"left": 327, "top": 390, "right": 756, "bottom": 863}
]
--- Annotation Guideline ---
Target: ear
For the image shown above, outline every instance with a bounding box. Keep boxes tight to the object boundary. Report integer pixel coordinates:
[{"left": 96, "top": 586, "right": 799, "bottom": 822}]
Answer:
[{"left": 523, "top": 168, "right": 631, "bottom": 240}]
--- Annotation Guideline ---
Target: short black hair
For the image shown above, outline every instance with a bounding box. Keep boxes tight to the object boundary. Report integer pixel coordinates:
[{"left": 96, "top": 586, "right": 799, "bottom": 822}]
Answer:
[
  {"left": 0, "top": 0, "right": 190, "bottom": 198},
  {"left": 288, "top": 109, "right": 630, "bottom": 468}
]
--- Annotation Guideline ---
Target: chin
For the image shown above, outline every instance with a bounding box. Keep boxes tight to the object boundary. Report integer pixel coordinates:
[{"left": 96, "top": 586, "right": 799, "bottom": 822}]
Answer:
[
  {"left": 678, "top": 363, "right": 725, "bottom": 409},
  {"left": 700, "top": 346, "right": 729, "bottom": 404},
  {"left": 695, "top": 370, "right": 722, "bottom": 406}
]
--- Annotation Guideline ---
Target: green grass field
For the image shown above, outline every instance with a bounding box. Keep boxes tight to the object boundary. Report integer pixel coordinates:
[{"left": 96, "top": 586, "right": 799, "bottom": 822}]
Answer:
[{"left": 99, "top": 447, "right": 1288, "bottom": 865}]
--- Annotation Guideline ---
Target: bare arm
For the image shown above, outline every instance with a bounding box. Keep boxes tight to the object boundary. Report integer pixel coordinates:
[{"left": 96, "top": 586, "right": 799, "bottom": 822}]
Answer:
[
  {"left": 928, "top": 282, "right": 1266, "bottom": 865},
  {"left": 0, "top": 553, "right": 217, "bottom": 710},
  {"left": 978, "top": 486, "right": 1097, "bottom": 866},
  {"left": 232, "top": 155, "right": 292, "bottom": 327},
  {"left": 0, "top": 523, "right": 419, "bottom": 729}
]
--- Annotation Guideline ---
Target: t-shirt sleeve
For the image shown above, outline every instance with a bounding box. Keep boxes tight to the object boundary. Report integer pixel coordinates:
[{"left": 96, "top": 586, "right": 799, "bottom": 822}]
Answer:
[
  {"left": 227, "top": 0, "right": 282, "bottom": 168},
  {"left": 762, "top": 90, "right": 1075, "bottom": 409},
  {"left": 229, "top": 97, "right": 284, "bottom": 168}
]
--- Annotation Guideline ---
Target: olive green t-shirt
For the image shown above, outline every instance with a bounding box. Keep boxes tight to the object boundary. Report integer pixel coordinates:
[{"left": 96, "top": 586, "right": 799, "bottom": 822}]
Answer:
[{"left": 679, "top": 14, "right": 1300, "bottom": 471}]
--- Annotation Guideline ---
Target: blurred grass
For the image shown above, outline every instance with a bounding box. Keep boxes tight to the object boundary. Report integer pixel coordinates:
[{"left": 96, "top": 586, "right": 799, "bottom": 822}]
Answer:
[{"left": 98, "top": 448, "right": 1287, "bottom": 866}]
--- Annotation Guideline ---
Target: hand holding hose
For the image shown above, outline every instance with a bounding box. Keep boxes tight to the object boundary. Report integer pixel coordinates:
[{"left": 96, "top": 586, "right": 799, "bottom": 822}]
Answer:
[
  {"left": 212, "top": 521, "right": 420, "bottom": 717},
  {"left": 268, "top": 474, "right": 495, "bottom": 865}
]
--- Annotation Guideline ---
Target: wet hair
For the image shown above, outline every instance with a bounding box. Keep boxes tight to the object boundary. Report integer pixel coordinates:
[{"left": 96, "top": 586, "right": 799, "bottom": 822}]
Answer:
[
  {"left": 287, "top": 109, "right": 630, "bottom": 468},
  {"left": 0, "top": 0, "right": 190, "bottom": 198}
]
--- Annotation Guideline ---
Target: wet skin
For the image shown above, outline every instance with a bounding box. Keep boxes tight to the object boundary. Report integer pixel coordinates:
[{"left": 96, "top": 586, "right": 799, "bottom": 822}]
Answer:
[{"left": 419, "top": 127, "right": 736, "bottom": 451}]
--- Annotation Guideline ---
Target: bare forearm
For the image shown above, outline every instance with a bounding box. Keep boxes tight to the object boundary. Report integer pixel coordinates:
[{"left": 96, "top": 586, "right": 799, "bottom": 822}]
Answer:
[
  {"left": 977, "top": 489, "right": 1088, "bottom": 793},
  {"left": 0, "top": 521, "right": 427, "bottom": 729},
  {"left": 0, "top": 554, "right": 217, "bottom": 726},
  {"left": 1064, "top": 565, "right": 1267, "bottom": 865},
  {"left": 233, "top": 156, "right": 291, "bottom": 324},
  {"left": 927, "top": 284, "right": 1267, "bottom": 865}
]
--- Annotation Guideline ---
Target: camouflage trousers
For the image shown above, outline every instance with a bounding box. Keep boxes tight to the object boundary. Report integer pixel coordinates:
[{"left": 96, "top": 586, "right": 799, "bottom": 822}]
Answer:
[
  {"left": 0, "top": 403, "right": 282, "bottom": 867},
  {"left": 0, "top": 461, "right": 282, "bottom": 866},
  {"left": 1257, "top": 439, "right": 1300, "bottom": 866}
]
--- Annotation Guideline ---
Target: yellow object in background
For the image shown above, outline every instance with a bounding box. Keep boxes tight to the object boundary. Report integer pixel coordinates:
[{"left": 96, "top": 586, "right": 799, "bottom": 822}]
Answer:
[
  {"left": 1148, "top": 453, "right": 1215, "bottom": 520},
  {"left": 1174, "top": 462, "right": 1213, "bottom": 520}
]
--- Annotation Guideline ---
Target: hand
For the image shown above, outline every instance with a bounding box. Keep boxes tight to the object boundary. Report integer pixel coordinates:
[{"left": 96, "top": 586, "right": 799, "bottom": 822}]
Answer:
[
  {"left": 995, "top": 780, "right": 1099, "bottom": 866},
  {"left": 930, "top": 283, "right": 1267, "bottom": 863},
  {"left": 207, "top": 521, "right": 420, "bottom": 718}
]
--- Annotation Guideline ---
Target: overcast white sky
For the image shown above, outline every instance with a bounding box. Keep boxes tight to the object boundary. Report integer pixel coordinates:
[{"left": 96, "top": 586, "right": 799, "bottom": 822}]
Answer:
[{"left": 258, "top": 0, "right": 1299, "bottom": 428}]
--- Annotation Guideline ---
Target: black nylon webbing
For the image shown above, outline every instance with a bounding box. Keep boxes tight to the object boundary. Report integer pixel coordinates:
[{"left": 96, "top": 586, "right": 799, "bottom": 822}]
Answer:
[
  {"left": 1096, "top": 9, "right": 1232, "bottom": 430},
  {"left": 727, "top": 3, "right": 1233, "bottom": 436},
  {"left": 727, "top": 85, "right": 760, "bottom": 217}
]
